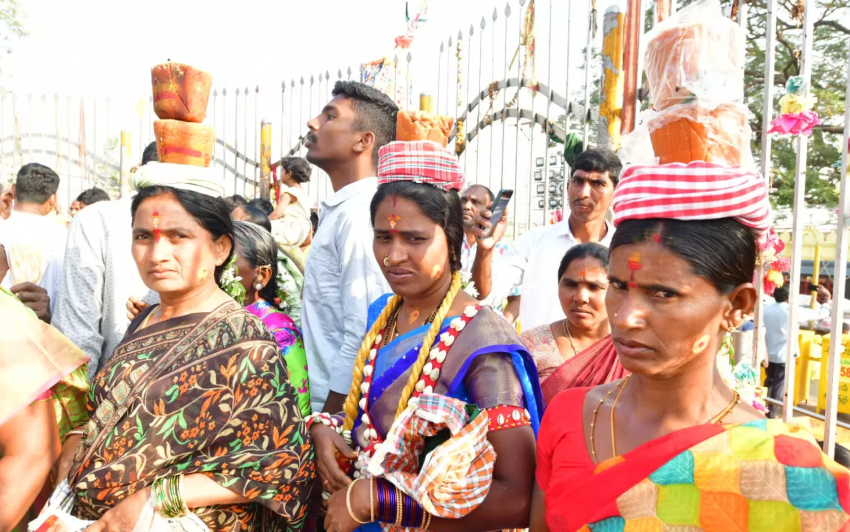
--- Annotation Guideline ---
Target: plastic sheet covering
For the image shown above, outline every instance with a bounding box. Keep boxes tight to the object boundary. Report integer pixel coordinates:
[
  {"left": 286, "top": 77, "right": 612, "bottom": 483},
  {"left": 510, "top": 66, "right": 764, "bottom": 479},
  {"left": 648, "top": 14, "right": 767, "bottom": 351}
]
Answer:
[
  {"left": 643, "top": 0, "right": 745, "bottom": 111},
  {"left": 647, "top": 102, "right": 755, "bottom": 169}
]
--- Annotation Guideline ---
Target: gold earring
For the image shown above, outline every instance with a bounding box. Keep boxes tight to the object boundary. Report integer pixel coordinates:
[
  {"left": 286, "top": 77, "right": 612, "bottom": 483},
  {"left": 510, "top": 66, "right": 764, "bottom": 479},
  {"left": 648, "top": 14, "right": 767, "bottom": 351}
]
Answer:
[{"left": 383, "top": 256, "right": 390, "bottom": 267}]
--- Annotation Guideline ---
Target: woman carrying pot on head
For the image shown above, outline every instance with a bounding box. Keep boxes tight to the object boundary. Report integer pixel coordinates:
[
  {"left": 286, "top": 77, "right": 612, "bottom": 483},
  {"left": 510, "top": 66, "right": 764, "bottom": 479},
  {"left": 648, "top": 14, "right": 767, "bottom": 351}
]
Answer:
[
  {"left": 315, "top": 139, "right": 543, "bottom": 532},
  {"left": 531, "top": 163, "right": 850, "bottom": 532},
  {"left": 65, "top": 163, "right": 314, "bottom": 532},
  {"left": 521, "top": 242, "right": 627, "bottom": 404}
]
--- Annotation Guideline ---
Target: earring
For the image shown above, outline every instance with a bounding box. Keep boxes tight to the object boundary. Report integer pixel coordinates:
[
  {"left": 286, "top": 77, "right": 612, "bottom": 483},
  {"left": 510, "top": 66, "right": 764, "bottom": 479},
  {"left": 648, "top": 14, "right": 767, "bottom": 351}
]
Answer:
[
  {"left": 727, "top": 322, "right": 742, "bottom": 334},
  {"left": 383, "top": 256, "right": 390, "bottom": 267},
  {"left": 255, "top": 282, "right": 263, "bottom": 291}
]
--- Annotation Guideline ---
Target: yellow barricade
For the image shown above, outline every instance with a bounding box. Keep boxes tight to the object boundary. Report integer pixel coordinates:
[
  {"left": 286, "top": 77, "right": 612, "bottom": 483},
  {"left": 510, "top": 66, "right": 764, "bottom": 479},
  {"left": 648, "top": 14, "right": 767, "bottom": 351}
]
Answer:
[{"left": 817, "top": 334, "right": 850, "bottom": 414}]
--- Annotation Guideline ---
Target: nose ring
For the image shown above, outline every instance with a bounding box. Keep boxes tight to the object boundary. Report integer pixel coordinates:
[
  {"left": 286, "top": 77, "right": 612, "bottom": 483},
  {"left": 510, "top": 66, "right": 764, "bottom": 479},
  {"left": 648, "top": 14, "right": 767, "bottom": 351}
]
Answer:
[{"left": 383, "top": 256, "right": 390, "bottom": 267}]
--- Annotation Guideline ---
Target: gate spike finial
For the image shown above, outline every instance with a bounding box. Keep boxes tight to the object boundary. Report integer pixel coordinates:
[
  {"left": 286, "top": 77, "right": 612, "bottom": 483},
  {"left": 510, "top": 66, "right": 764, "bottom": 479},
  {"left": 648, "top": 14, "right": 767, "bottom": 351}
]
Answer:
[
  {"left": 470, "top": 24, "right": 474, "bottom": 36},
  {"left": 406, "top": 52, "right": 412, "bottom": 63},
  {"left": 255, "top": 86, "right": 259, "bottom": 93},
  {"left": 244, "top": 86, "right": 249, "bottom": 94},
  {"left": 214, "top": 89, "right": 218, "bottom": 97},
  {"left": 223, "top": 88, "right": 227, "bottom": 96},
  {"left": 481, "top": 16, "right": 486, "bottom": 29},
  {"left": 338, "top": 69, "right": 343, "bottom": 79},
  {"left": 280, "top": 82, "right": 285, "bottom": 90},
  {"left": 448, "top": 35, "right": 453, "bottom": 46},
  {"left": 440, "top": 41, "right": 444, "bottom": 52},
  {"left": 519, "top": 0, "right": 526, "bottom": 6},
  {"left": 505, "top": 3, "right": 511, "bottom": 16},
  {"left": 457, "top": 30, "right": 462, "bottom": 40},
  {"left": 236, "top": 87, "right": 240, "bottom": 96},
  {"left": 300, "top": 77, "right": 304, "bottom": 85},
  {"left": 393, "top": 55, "right": 399, "bottom": 66},
  {"left": 493, "top": 7, "right": 498, "bottom": 21},
  {"left": 325, "top": 71, "right": 330, "bottom": 80}
]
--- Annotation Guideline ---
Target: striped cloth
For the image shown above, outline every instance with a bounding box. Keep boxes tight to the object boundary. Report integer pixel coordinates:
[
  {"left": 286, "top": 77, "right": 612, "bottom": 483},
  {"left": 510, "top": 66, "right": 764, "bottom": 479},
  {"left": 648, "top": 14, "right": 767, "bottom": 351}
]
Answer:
[
  {"left": 366, "top": 394, "right": 496, "bottom": 522},
  {"left": 613, "top": 162, "right": 772, "bottom": 238},
  {"left": 132, "top": 162, "right": 225, "bottom": 198},
  {"left": 377, "top": 140, "right": 465, "bottom": 192}
]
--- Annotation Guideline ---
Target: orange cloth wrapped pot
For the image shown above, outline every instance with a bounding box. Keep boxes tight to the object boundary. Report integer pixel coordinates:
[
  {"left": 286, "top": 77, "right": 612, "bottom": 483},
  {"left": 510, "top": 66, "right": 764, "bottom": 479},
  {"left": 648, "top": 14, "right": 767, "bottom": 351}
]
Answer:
[
  {"left": 396, "top": 110, "right": 454, "bottom": 147},
  {"left": 644, "top": 19, "right": 743, "bottom": 111},
  {"left": 154, "top": 120, "right": 215, "bottom": 167},
  {"left": 152, "top": 62, "right": 213, "bottom": 123},
  {"left": 648, "top": 103, "right": 751, "bottom": 167}
]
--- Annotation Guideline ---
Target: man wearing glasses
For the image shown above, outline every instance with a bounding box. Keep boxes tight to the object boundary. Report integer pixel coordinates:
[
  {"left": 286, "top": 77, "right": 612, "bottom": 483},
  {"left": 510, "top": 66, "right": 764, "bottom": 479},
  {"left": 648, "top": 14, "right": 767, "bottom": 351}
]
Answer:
[{"left": 470, "top": 148, "right": 621, "bottom": 330}]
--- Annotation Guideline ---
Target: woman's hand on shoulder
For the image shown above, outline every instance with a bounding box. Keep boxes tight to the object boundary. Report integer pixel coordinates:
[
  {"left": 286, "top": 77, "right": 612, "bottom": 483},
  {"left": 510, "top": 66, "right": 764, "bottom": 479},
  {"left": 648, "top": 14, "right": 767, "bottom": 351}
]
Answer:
[
  {"left": 126, "top": 297, "right": 148, "bottom": 320},
  {"left": 86, "top": 486, "right": 151, "bottom": 532},
  {"left": 311, "top": 423, "right": 356, "bottom": 493}
]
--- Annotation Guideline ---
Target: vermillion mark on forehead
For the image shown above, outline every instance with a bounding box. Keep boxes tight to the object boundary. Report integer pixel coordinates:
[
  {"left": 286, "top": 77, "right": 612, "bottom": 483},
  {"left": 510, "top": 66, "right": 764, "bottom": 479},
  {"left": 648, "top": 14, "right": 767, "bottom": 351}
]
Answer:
[
  {"left": 628, "top": 251, "right": 642, "bottom": 288},
  {"left": 152, "top": 211, "right": 162, "bottom": 243}
]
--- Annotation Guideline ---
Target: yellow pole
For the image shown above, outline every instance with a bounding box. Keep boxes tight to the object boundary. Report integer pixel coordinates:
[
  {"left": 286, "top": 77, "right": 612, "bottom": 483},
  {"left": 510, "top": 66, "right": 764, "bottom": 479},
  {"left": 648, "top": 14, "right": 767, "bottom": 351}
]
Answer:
[
  {"left": 260, "top": 120, "right": 272, "bottom": 200},
  {"left": 119, "top": 131, "right": 131, "bottom": 198},
  {"left": 419, "top": 93, "right": 434, "bottom": 113},
  {"left": 599, "top": 6, "right": 625, "bottom": 150}
]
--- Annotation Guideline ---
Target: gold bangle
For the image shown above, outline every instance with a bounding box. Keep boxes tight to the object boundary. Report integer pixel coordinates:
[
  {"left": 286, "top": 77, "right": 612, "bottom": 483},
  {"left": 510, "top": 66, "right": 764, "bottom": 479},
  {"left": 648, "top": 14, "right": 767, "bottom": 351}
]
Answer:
[
  {"left": 346, "top": 479, "right": 368, "bottom": 524},
  {"left": 394, "top": 486, "right": 403, "bottom": 528},
  {"left": 369, "top": 476, "right": 375, "bottom": 523},
  {"left": 423, "top": 512, "right": 432, "bottom": 530}
]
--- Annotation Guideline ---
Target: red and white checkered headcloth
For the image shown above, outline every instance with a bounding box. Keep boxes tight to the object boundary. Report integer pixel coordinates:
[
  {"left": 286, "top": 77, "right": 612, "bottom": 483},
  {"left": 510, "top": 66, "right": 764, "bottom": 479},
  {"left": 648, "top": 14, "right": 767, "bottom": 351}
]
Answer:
[
  {"left": 378, "top": 140, "right": 465, "bottom": 192},
  {"left": 613, "top": 162, "right": 772, "bottom": 238}
]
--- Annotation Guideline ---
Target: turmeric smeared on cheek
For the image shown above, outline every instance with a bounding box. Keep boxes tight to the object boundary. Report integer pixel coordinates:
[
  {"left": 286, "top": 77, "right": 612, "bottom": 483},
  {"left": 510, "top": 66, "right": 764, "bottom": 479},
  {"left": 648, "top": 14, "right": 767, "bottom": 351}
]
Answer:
[
  {"left": 431, "top": 265, "right": 444, "bottom": 280},
  {"left": 692, "top": 334, "right": 710, "bottom": 354},
  {"left": 198, "top": 267, "right": 209, "bottom": 283}
]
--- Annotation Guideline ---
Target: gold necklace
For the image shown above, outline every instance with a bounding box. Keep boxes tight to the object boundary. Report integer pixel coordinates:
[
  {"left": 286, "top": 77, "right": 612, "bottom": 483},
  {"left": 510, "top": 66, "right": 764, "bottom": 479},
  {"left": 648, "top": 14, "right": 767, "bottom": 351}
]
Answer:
[
  {"left": 384, "top": 302, "right": 441, "bottom": 346},
  {"left": 589, "top": 376, "right": 629, "bottom": 463},
  {"left": 591, "top": 378, "right": 741, "bottom": 463},
  {"left": 562, "top": 318, "right": 579, "bottom": 356}
]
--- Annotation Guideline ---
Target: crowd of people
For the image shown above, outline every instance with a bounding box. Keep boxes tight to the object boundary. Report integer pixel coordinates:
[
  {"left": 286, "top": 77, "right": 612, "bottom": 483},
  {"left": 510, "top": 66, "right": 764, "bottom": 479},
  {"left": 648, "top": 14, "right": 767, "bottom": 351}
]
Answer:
[{"left": 1, "top": 79, "right": 849, "bottom": 532}]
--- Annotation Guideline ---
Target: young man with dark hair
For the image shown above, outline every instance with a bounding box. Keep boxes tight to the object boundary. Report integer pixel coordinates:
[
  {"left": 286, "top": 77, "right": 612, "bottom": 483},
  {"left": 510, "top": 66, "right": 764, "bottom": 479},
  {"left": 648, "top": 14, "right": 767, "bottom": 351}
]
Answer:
[
  {"left": 0, "top": 163, "right": 66, "bottom": 317},
  {"left": 302, "top": 81, "right": 398, "bottom": 413},
  {"left": 70, "top": 187, "right": 111, "bottom": 217},
  {"left": 54, "top": 142, "right": 160, "bottom": 378},
  {"left": 470, "top": 147, "right": 622, "bottom": 330}
]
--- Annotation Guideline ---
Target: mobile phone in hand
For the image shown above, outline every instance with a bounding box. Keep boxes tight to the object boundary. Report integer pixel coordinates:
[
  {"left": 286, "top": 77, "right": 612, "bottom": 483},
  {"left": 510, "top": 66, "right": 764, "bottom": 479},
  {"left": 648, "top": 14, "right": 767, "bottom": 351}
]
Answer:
[{"left": 482, "top": 189, "right": 514, "bottom": 238}]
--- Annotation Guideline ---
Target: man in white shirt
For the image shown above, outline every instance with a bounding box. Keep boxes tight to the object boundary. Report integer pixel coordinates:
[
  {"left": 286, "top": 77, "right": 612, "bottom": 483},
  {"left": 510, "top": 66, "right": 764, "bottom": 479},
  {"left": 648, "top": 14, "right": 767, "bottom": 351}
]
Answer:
[
  {"left": 302, "top": 81, "right": 397, "bottom": 414},
  {"left": 53, "top": 142, "right": 160, "bottom": 378},
  {"left": 763, "top": 286, "right": 790, "bottom": 418},
  {"left": 459, "top": 184, "right": 519, "bottom": 311},
  {"left": 0, "top": 163, "right": 67, "bottom": 311},
  {"left": 470, "top": 148, "right": 621, "bottom": 331}
]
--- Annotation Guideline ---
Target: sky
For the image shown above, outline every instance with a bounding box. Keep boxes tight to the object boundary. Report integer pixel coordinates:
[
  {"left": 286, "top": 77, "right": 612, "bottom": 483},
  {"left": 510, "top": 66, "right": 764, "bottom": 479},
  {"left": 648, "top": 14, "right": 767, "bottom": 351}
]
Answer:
[{"left": 0, "top": 0, "right": 628, "bottom": 222}]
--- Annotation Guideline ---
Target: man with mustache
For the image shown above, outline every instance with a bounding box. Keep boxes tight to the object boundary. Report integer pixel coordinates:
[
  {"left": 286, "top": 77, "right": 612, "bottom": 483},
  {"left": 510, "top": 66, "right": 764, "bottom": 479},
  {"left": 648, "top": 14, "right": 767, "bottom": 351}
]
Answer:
[
  {"left": 470, "top": 147, "right": 621, "bottom": 330},
  {"left": 302, "top": 81, "right": 397, "bottom": 414}
]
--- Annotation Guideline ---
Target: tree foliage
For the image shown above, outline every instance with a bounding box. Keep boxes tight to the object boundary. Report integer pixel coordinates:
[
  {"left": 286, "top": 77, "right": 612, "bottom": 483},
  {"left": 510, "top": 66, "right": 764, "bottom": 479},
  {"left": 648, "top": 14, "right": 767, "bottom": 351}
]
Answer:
[
  {"left": 744, "top": 0, "right": 849, "bottom": 208},
  {"left": 0, "top": 0, "right": 25, "bottom": 61}
]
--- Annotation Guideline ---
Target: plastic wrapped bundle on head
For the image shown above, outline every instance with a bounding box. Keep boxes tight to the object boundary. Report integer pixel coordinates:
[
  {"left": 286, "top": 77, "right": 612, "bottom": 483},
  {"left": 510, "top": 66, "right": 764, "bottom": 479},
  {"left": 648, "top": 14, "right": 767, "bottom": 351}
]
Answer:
[
  {"left": 131, "top": 161, "right": 225, "bottom": 197},
  {"left": 377, "top": 140, "right": 465, "bottom": 192}
]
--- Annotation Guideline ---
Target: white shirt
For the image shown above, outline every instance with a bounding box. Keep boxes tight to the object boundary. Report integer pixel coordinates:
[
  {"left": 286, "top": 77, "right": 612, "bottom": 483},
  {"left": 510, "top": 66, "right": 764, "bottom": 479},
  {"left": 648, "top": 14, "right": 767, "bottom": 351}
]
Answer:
[
  {"left": 302, "top": 177, "right": 390, "bottom": 412},
  {"left": 460, "top": 238, "right": 519, "bottom": 308},
  {"left": 270, "top": 185, "right": 312, "bottom": 247},
  {"left": 764, "top": 301, "right": 790, "bottom": 364},
  {"left": 52, "top": 198, "right": 159, "bottom": 379},
  {"left": 0, "top": 210, "right": 67, "bottom": 311},
  {"left": 492, "top": 219, "right": 614, "bottom": 331}
]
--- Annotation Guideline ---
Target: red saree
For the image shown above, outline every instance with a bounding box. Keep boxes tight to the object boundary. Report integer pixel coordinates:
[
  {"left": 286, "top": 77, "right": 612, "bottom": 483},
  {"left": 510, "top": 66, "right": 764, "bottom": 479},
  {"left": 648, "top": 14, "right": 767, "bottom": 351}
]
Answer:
[
  {"left": 537, "top": 389, "right": 850, "bottom": 532},
  {"left": 521, "top": 325, "right": 627, "bottom": 404}
]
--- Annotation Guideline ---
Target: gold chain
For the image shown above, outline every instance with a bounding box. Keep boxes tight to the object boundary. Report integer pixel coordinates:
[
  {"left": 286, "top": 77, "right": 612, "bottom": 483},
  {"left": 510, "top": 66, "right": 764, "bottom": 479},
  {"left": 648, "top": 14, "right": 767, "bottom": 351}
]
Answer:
[{"left": 562, "top": 318, "right": 579, "bottom": 357}]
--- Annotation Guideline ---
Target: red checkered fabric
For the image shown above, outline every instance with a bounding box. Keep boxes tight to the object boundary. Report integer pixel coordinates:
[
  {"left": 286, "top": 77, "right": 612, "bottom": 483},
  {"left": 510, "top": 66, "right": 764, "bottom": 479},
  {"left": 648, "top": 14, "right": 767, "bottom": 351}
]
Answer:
[
  {"left": 613, "top": 162, "right": 772, "bottom": 237},
  {"left": 365, "top": 394, "right": 495, "bottom": 522},
  {"left": 378, "top": 140, "right": 465, "bottom": 192}
]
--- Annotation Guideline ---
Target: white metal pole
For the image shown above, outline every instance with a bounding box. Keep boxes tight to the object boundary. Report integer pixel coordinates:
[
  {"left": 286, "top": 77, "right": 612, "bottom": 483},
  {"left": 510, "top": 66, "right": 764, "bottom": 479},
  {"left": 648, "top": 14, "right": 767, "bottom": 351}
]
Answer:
[
  {"left": 822, "top": 46, "right": 850, "bottom": 457},
  {"left": 752, "top": 0, "right": 777, "bottom": 368},
  {"left": 582, "top": 0, "right": 593, "bottom": 145},
  {"left": 782, "top": 0, "right": 815, "bottom": 424}
]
